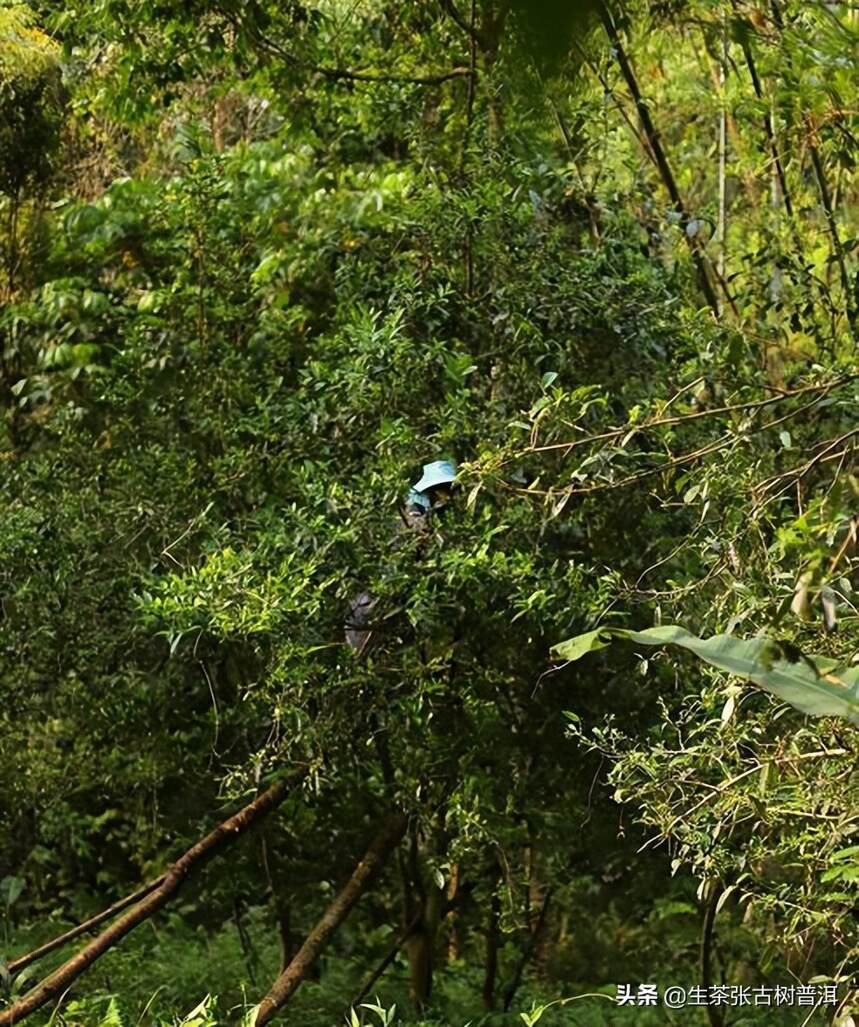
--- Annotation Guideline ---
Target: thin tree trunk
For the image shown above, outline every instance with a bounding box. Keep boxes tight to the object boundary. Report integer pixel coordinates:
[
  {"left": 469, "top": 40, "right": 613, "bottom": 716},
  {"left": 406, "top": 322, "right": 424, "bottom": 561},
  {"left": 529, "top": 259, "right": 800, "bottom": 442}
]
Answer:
[
  {"left": 700, "top": 885, "right": 724, "bottom": 1027},
  {"left": 5, "top": 189, "right": 19, "bottom": 301},
  {"left": 444, "top": 864, "right": 460, "bottom": 963},
  {"left": 0, "top": 773, "right": 302, "bottom": 1027},
  {"left": 598, "top": 3, "right": 723, "bottom": 316},
  {"left": 501, "top": 888, "right": 553, "bottom": 1012},
  {"left": 767, "top": 0, "right": 856, "bottom": 341},
  {"left": 736, "top": 15, "right": 828, "bottom": 350},
  {"left": 739, "top": 40, "right": 796, "bottom": 224},
  {"left": 807, "top": 128, "right": 856, "bottom": 341},
  {"left": 460, "top": 0, "right": 478, "bottom": 175},
  {"left": 254, "top": 813, "right": 408, "bottom": 1026},
  {"left": 716, "top": 17, "right": 728, "bottom": 290},
  {"left": 549, "top": 95, "right": 601, "bottom": 244},
  {"left": 482, "top": 887, "right": 501, "bottom": 1011},
  {"left": 482, "top": 2, "right": 509, "bottom": 146},
  {"left": 352, "top": 908, "right": 422, "bottom": 1007},
  {"left": 234, "top": 898, "right": 259, "bottom": 986},
  {"left": 351, "top": 887, "right": 463, "bottom": 1010},
  {"left": 277, "top": 906, "right": 294, "bottom": 972},
  {"left": 463, "top": 0, "right": 477, "bottom": 295},
  {"left": 260, "top": 834, "right": 296, "bottom": 973}
]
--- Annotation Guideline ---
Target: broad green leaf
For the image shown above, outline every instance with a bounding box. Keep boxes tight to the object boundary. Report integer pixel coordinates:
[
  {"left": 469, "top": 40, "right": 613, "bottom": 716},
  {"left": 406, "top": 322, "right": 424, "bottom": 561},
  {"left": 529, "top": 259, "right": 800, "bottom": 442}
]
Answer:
[
  {"left": 553, "top": 625, "right": 859, "bottom": 725},
  {"left": 554, "top": 628, "right": 612, "bottom": 662}
]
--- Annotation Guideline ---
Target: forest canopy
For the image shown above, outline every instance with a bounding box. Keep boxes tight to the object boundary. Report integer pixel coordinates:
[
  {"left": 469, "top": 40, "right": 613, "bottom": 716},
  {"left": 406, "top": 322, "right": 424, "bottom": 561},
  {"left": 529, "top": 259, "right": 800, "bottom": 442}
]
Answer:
[{"left": 0, "top": 1, "right": 856, "bottom": 1026}]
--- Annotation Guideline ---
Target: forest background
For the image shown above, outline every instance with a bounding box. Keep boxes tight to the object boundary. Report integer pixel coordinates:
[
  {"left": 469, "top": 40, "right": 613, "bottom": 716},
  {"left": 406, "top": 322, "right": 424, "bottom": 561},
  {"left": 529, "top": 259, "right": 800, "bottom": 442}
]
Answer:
[{"left": 0, "top": 0, "right": 857, "bottom": 1025}]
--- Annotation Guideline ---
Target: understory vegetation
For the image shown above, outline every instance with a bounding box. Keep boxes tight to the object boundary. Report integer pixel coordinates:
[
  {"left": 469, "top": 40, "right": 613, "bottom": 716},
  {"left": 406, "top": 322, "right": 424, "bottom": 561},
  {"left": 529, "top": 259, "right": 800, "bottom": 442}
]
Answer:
[{"left": 0, "top": 1, "right": 856, "bottom": 1025}]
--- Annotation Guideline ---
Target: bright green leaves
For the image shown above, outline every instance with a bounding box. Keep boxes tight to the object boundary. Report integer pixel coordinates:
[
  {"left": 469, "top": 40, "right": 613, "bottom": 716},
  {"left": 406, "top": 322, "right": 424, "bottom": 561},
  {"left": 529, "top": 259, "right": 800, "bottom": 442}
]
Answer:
[
  {"left": 553, "top": 624, "right": 859, "bottom": 725},
  {"left": 137, "top": 546, "right": 337, "bottom": 645},
  {"left": 0, "top": 4, "right": 62, "bottom": 197},
  {"left": 821, "top": 846, "right": 859, "bottom": 885}
]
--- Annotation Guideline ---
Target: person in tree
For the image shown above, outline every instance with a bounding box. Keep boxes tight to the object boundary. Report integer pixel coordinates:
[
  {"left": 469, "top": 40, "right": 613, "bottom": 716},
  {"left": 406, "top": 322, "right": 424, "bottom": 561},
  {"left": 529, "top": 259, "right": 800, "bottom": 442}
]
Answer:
[
  {"left": 411, "top": 460, "right": 456, "bottom": 506},
  {"left": 344, "top": 460, "right": 457, "bottom": 653},
  {"left": 343, "top": 590, "right": 378, "bottom": 655}
]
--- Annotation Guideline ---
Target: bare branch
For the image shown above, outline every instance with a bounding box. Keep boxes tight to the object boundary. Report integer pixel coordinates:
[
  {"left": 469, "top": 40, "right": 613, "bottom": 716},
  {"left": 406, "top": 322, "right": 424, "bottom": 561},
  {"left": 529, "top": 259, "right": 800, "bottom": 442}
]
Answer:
[
  {"left": 6, "top": 876, "right": 167, "bottom": 979},
  {"left": 0, "top": 773, "right": 302, "bottom": 1027},
  {"left": 439, "top": 0, "right": 485, "bottom": 47},
  {"left": 254, "top": 813, "right": 408, "bottom": 1025}
]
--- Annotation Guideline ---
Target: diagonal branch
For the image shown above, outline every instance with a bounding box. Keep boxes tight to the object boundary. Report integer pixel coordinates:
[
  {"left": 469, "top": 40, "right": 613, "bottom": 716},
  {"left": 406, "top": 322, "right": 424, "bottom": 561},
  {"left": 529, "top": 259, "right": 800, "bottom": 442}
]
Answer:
[
  {"left": 6, "top": 876, "right": 167, "bottom": 979},
  {"left": 254, "top": 813, "right": 408, "bottom": 1026},
  {"left": 501, "top": 887, "right": 554, "bottom": 1011},
  {"left": 350, "top": 886, "right": 468, "bottom": 1008},
  {"left": 0, "top": 772, "right": 303, "bottom": 1027},
  {"left": 598, "top": 2, "right": 725, "bottom": 316},
  {"left": 439, "top": 0, "right": 485, "bottom": 47}
]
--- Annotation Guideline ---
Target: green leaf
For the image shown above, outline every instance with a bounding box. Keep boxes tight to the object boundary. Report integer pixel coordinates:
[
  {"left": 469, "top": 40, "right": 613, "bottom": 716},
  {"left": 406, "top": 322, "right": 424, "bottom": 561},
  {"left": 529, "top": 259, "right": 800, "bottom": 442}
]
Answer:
[
  {"left": 1, "top": 876, "right": 25, "bottom": 908},
  {"left": 553, "top": 628, "right": 612, "bottom": 662},
  {"left": 552, "top": 625, "right": 859, "bottom": 724},
  {"left": 99, "top": 997, "right": 123, "bottom": 1027},
  {"left": 832, "top": 846, "right": 859, "bottom": 860}
]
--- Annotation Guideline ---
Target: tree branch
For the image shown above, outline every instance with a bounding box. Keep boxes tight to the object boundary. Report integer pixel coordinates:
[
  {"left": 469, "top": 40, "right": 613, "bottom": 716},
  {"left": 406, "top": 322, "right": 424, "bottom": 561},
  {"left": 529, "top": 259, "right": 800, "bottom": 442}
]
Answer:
[
  {"left": 311, "top": 64, "right": 473, "bottom": 85},
  {"left": 0, "top": 773, "right": 302, "bottom": 1027},
  {"left": 598, "top": 2, "right": 724, "bottom": 316},
  {"left": 255, "top": 31, "right": 472, "bottom": 85},
  {"left": 501, "top": 887, "right": 554, "bottom": 1011},
  {"left": 254, "top": 813, "right": 408, "bottom": 1026},
  {"left": 349, "top": 886, "right": 467, "bottom": 1008},
  {"left": 700, "top": 885, "right": 724, "bottom": 1027},
  {"left": 6, "top": 876, "right": 167, "bottom": 979},
  {"left": 351, "top": 909, "right": 423, "bottom": 1008},
  {"left": 439, "top": 0, "right": 485, "bottom": 47}
]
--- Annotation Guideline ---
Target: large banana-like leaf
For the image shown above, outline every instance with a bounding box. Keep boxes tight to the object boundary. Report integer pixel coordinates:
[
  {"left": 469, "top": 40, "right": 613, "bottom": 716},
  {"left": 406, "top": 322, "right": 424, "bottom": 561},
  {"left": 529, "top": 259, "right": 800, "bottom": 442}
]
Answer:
[{"left": 552, "top": 625, "right": 859, "bottom": 725}]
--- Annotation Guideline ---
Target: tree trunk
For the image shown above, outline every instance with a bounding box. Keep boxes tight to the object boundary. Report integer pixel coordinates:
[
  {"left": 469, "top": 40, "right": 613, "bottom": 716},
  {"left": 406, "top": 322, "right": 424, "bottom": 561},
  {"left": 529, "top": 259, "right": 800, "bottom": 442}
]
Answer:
[
  {"left": 700, "top": 885, "right": 724, "bottom": 1027},
  {"left": 254, "top": 813, "right": 408, "bottom": 1026},
  {"left": 7, "top": 875, "right": 167, "bottom": 980},
  {"left": 482, "top": 887, "right": 501, "bottom": 1011},
  {"left": 444, "top": 862, "right": 460, "bottom": 962},
  {"left": 502, "top": 888, "right": 553, "bottom": 1012}
]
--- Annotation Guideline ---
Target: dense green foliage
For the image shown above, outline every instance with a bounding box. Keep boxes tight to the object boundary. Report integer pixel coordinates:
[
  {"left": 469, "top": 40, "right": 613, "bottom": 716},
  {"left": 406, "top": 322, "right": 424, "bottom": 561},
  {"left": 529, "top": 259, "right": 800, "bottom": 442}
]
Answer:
[{"left": 1, "top": 1, "right": 856, "bottom": 1025}]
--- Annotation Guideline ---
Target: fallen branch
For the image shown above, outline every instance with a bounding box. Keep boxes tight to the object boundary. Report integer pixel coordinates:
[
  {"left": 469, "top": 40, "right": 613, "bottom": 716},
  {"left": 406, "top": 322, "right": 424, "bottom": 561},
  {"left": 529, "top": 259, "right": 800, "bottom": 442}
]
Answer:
[
  {"left": 6, "top": 876, "right": 167, "bottom": 979},
  {"left": 254, "top": 813, "right": 408, "bottom": 1026},
  {"left": 0, "top": 772, "right": 302, "bottom": 1027}
]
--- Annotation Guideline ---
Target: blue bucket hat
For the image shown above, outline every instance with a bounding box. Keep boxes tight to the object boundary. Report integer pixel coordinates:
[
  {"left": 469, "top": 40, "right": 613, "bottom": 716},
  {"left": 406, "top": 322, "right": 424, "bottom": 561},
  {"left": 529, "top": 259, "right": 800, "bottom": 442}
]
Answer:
[
  {"left": 406, "top": 488, "right": 432, "bottom": 512},
  {"left": 412, "top": 460, "right": 457, "bottom": 494}
]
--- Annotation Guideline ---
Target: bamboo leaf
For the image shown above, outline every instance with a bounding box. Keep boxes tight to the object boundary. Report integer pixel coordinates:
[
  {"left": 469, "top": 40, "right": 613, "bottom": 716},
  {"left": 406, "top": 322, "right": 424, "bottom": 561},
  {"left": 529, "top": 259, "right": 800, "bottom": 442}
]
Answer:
[{"left": 552, "top": 625, "right": 859, "bottom": 725}]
